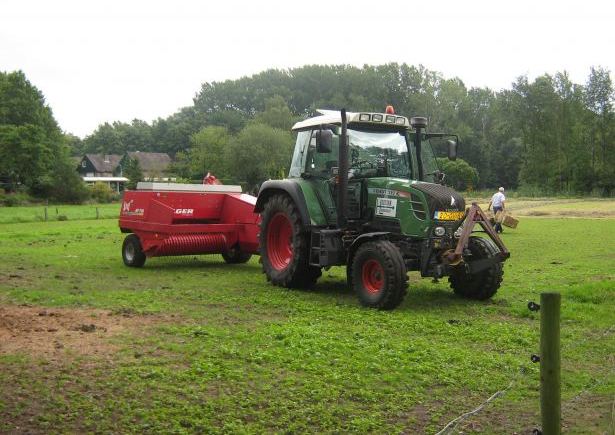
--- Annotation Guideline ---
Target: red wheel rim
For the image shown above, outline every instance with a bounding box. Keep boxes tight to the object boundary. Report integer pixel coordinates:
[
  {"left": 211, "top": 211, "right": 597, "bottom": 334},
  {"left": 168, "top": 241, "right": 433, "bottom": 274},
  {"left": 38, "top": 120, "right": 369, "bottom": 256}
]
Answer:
[
  {"left": 362, "top": 259, "right": 384, "bottom": 294},
  {"left": 267, "top": 212, "right": 293, "bottom": 271}
]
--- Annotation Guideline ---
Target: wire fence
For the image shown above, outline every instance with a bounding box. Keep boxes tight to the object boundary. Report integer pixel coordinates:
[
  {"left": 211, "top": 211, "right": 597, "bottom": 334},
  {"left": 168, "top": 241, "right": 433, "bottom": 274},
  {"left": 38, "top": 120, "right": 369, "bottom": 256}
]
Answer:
[
  {"left": 434, "top": 308, "right": 615, "bottom": 434},
  {"left": 0, "top": 204, "right": 120, "bottom": 224}
]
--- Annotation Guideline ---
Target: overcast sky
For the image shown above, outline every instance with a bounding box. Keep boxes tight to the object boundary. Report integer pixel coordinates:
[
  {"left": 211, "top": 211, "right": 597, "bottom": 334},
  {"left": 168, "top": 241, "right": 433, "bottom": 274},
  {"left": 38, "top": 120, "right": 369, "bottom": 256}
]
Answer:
[{"left": 1, "top": 0, "right": 614, "bottom": 138}]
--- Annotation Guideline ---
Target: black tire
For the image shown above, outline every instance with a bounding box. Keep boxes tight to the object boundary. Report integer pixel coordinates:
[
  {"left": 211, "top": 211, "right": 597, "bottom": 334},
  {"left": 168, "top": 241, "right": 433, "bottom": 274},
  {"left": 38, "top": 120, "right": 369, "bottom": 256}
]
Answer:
[
  {"left": 222, "top": 245, "right": 252, "bottom": 264},
  {"left": 351, "top": 240, "right": 408, "bottom": 310},
  {"left": 449, "top": 236, "right": 503, "bottom": 300},
  {"left": 122, "top": 234, "right": 146, "bottom": 267},
  {"left": 260, "top": 194, "right": 321, "bottom": 288}
]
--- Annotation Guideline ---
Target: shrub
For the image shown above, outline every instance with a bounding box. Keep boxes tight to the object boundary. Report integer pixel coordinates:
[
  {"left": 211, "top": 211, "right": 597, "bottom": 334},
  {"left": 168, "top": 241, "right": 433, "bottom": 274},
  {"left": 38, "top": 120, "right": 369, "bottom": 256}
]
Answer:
[
  {"left": 90, "top": 182, "right": 115, "bottom": 203},
  {"left": 0, "top": 191, "right": 33, "bottom": 206},
  {"left": 437, "top": 158, "right": 479, "bottom": 191}
]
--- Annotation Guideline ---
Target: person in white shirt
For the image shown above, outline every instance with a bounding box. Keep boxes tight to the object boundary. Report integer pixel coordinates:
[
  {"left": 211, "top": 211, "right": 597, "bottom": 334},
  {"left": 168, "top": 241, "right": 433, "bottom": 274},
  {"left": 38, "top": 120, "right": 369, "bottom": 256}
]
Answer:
[{"left": 488, "top": 187, "right": 506, "bottom": 233}]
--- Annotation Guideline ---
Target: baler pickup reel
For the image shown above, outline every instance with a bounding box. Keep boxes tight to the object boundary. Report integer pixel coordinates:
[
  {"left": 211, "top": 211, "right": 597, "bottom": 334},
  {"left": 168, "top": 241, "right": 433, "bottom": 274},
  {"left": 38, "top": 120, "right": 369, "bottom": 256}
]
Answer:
[{"left": 444, "top": 202, "right": 510, "bottom": 273}]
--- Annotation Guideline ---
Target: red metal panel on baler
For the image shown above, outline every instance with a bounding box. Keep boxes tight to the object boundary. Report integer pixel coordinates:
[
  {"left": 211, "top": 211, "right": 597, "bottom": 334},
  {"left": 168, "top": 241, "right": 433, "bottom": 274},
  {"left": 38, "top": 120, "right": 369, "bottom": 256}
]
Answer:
[{"left": 219, "top": 194, "right": 260, "bottom": 254}]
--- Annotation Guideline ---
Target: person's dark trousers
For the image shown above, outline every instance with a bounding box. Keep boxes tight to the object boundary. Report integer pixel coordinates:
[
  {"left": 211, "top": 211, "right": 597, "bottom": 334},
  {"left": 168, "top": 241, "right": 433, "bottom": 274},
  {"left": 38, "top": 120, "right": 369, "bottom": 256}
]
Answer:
[{"left": 493, "top": 206, "right": 503, "bottom": 233}]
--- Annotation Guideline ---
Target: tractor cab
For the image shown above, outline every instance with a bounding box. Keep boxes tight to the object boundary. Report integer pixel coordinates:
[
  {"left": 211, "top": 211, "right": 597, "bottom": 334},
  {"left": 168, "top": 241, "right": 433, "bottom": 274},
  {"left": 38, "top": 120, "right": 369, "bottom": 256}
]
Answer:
[{"left": 290, "top": 109, "right": 451, "bottom": 185}]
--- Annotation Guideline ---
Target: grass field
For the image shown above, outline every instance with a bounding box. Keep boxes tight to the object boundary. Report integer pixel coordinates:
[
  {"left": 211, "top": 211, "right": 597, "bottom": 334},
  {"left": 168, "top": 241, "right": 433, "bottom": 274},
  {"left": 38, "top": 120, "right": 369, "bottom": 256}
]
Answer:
[{"left": 0, "top": 200, "right": 614, "bottom": 433}]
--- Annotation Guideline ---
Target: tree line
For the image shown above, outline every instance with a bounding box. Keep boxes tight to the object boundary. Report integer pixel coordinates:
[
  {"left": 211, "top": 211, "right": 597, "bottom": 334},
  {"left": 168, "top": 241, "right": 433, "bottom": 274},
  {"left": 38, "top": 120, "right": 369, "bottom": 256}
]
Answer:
[
  {"left": 2, "top": 64, "right": 614, "bottom": 202},
  {"left": 77, "top": 64, "right": 614, "bottom": 195}
]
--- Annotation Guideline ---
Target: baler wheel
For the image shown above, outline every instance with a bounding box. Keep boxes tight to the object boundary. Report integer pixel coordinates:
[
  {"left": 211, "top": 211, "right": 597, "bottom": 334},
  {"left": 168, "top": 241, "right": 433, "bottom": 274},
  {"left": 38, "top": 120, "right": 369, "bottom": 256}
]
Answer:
[
  {"left": 351, "top": 240, "right": 407, "bottom": 309},
  {"left": 122, "top": 234, "right": 146, "bottom": 267},
  {"left": 222, "top": 246, "right": 252, "bottom": 264}
]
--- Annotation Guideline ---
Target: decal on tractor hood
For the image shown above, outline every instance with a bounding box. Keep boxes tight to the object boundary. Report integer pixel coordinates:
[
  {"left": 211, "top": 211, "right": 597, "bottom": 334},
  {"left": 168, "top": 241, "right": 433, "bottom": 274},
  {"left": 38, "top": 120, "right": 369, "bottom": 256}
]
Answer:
[
  {"left": 368, "top": 188, "right": 410, "bottom": 198},
  {"left": 376, "top": 198, "right": 397, "bottom": 217}
]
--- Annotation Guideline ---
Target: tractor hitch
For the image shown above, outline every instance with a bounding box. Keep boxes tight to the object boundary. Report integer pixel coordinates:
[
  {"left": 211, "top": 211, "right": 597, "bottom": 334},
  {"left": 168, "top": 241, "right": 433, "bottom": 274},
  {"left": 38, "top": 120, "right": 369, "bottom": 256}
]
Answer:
[{"left": 446, "top": 202, "right": 510, "bottom": 265}]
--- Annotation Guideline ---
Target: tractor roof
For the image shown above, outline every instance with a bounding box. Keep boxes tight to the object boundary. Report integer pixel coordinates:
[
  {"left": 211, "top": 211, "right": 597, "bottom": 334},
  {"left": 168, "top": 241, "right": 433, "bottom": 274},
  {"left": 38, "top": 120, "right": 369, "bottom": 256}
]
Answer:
[{"left": 292, "top": 109, "right": 411, "bottom": 131}]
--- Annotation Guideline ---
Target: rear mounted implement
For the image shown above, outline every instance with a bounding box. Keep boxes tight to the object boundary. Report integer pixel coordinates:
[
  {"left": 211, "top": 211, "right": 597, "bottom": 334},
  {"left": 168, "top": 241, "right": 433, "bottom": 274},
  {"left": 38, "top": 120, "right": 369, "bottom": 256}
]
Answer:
[{"left": 118, "top": 182, "right": 260, "bottom": 267}]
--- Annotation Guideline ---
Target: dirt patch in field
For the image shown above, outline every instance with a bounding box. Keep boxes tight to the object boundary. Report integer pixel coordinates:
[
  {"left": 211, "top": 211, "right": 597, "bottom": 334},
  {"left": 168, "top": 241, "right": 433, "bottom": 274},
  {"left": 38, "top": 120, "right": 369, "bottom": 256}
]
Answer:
[{"left": 0, "top": 305, "right": 164, "bottom": 360}]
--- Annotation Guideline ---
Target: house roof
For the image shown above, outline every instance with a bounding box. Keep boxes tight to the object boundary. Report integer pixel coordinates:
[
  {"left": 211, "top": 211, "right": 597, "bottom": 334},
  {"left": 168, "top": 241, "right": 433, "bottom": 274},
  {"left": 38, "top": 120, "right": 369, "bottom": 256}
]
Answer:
[
  {"left": 85, "top": 154, "right": 122, "bottom": 173},
  {"left": 126, "top": 152, "right": 172, "bottom": 173}
]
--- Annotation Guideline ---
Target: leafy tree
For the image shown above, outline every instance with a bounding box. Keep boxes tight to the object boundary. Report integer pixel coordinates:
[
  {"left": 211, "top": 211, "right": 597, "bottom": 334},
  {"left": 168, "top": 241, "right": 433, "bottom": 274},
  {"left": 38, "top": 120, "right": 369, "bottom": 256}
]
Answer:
[
  {"left": 0, "top": 124, "right": 50, "bottom": 189},
  {"left": 45, "top": 154, "right": 90, "bottom": 203},
  {"left": 254, "top": 96, "right": 298, "bottom": 131},
  {"left": 585, "top": 67, "right": 614, "bottom": 193},
  {"left": 226, "top": 123, "right": 293, "bottom": 189},
  {"left": 64, "top": 133, "right": 85, "bottom": 156},
  {"left": 0, "top": 70, "right": 86, "bottom": 201},
  {"left": 124, "top": 158, "right": 143, "bottom": 190},
  {"left": 188, "top": 126, "right": 230, "bottom": 179},
  {"left": 437, "top": 158, "right": 479, "bottom": 191}
]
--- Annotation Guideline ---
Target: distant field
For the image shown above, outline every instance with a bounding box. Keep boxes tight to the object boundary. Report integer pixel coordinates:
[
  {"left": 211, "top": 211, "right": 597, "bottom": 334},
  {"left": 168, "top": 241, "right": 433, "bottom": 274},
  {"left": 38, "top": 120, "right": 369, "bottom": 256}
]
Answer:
[
  {"left": 0, "top": 202, "right": 613, "bottom": 433},
  {"left": 0, "top": 203, "right": 120, "bottom": 224},
  {"left": 467, "top": 197, "right": 615, "bottom": 218}
]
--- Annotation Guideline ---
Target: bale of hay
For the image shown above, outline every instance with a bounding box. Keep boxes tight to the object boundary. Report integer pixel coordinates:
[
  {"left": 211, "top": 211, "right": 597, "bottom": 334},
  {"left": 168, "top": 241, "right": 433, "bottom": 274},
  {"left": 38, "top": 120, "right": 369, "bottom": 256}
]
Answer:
[
  {"left": 502, "top": 214, "right": 519, "bottom": 229},
  {"left": 494, "top": 211, "right": 519, "bottom": 229}
]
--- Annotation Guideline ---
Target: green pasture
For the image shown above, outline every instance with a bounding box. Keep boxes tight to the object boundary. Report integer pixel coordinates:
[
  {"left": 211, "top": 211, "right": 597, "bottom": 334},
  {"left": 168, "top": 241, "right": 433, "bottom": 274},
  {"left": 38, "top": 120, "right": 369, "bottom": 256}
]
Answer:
[{"left": 0, "top": 206, "right": 613, "bottom": 433}]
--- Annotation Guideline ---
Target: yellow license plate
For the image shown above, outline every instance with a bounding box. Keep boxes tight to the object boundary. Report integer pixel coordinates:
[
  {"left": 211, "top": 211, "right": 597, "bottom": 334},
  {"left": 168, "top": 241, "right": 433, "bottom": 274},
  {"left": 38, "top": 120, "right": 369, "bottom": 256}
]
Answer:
[{"left": 434, "top": 211, "right": 465, "bottom": 220}]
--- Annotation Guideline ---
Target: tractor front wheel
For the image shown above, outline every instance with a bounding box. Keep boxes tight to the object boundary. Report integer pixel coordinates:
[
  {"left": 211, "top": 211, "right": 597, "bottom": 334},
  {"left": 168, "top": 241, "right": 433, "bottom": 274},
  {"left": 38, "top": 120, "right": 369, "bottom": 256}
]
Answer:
[
  {"left": 351, "top": 240, "right": 408, "bottom": 309},
  {"left": 122, "top": 234, "right": 146, "bottom": 267},
  {"left": 448, "top": 236, "right": 503, "bottom": 300},
  {"left": 260, "top": 194, "right": 321, "bottom": 288}
]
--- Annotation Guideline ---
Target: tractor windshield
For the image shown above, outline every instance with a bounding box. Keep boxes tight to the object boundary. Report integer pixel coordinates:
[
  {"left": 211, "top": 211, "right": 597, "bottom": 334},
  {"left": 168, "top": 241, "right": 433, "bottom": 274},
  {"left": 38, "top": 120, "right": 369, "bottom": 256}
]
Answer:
[
  {"left": 306, "top": 128, "right": 412, "bottom": 179},
  {"left": 346, "top": 129, "right": 411, "bottom": 179}
]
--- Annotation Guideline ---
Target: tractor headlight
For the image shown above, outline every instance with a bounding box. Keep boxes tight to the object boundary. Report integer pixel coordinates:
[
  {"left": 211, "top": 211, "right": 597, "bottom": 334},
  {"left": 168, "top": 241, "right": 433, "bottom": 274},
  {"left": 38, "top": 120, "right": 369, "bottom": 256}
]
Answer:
[{"left": 434, "top": 226, "right": 446, "bottom": 237}]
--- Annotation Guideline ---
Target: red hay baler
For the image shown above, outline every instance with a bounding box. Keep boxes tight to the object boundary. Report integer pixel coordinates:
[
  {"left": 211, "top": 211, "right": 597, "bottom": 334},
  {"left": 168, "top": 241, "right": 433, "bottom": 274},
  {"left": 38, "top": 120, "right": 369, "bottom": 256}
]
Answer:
[{"left": 118, "top": 182, "right": 260, "bottom": 267}]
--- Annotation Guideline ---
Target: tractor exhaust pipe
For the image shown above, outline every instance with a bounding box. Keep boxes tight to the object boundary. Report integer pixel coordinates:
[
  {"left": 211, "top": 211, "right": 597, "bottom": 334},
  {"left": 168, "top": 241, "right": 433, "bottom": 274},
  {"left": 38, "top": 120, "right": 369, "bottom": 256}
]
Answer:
[
  {"left": 411, "top": 116, "right": 428, "bottom": 181},
  {"left": 337, "top": 108, "right": 349, "bottom": 228}
]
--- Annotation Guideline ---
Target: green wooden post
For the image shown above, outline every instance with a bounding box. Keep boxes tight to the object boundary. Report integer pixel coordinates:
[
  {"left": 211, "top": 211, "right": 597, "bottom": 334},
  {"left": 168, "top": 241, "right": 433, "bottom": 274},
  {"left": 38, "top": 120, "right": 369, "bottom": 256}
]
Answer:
[
  {"left": 96, "top": 207, "right": 99, "bottom": 219},
  {"left": 44, "top": 207, "right": 48, "bottom": 221},
  {"left": 540, "top": 292, "right": 561, "bottom": 434}
]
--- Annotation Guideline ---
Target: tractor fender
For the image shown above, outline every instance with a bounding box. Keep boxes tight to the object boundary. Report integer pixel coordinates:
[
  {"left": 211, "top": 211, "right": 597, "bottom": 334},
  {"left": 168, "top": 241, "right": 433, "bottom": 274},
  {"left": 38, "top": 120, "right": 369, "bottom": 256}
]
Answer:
[{"left": 254, "top": 180, "right": 311, "bottom": 227}]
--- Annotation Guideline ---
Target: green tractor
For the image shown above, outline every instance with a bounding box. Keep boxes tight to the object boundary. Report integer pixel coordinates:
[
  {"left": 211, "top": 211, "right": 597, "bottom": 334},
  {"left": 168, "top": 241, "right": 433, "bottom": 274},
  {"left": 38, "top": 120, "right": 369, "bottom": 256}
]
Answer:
[{"left": 255, "top": 107, "right": 509, "bottom": 309}]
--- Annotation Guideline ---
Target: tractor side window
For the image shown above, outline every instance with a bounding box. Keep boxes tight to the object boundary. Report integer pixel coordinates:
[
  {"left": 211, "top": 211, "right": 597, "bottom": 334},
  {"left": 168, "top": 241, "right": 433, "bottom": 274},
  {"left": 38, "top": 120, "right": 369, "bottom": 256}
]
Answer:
[
  {"left": 420, "top": 140, "right": 441, "bottom": 183},
  {"left": 306, "top": 129, "right": 339, "bottom": 177},
  {"left": 289, "top": 131, "right": 311, "bottom": 177}
]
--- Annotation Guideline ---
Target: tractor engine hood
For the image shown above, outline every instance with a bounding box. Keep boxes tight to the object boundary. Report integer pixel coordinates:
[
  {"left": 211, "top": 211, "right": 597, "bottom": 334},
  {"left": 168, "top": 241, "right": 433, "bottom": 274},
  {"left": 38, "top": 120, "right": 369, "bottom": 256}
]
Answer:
[{"left": 412, "top": 182, "right": 466, "bottom": 216}]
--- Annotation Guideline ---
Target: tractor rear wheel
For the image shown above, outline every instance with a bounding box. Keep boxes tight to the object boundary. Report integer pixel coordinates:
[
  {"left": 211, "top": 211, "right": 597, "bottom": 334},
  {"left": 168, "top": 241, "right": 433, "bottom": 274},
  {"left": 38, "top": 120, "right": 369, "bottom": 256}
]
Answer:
[
  {"left": 122, "top": 234, "right": 146, "bottom": 267},
  {"left": 449, "top": 236, "right": 503, "bottom": 300},
  {"left": 351, "top": 240, "right": 408, "bottom": 309},
  {"left": 260, "top": 194, "right": 321, "bottom": 288},
  {"left": 222, "top": 246, "right": 252, "bottom": 264}
]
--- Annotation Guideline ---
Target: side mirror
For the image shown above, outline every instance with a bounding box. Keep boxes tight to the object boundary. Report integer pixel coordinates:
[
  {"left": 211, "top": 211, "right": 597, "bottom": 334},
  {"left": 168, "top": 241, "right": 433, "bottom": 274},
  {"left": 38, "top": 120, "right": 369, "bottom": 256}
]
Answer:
[
  {"left": 447, "top": 140, "right": 457, "bottom": 161},
  {"left": 315, "top": 129, "right": 332, "bottom": 153}
]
